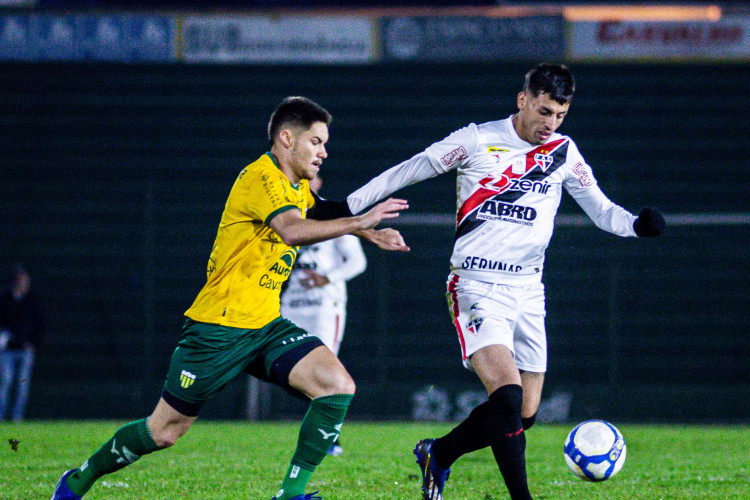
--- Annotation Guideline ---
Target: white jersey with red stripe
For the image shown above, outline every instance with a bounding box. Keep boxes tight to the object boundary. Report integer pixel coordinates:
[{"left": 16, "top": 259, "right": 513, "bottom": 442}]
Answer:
[{"left": 347, "top": 115, "right": 637, "bottom": 285}]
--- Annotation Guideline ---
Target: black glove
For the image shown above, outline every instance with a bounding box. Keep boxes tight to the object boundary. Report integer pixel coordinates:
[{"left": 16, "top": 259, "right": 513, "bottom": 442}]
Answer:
[{"left": 633, "top": 207, "right": 665, "bottom": 237}]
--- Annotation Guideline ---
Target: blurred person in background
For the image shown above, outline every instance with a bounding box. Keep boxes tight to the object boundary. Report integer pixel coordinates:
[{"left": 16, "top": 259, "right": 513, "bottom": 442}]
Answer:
[
  {"left": 281, "top": 174, "right": 368, "bottom": 456},
  {"left": 0, "top": 263, "right": 46, "bottom": 422}
]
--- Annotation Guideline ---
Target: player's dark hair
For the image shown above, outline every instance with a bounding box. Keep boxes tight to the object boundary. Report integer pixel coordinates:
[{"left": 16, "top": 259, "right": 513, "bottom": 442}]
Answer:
[
  {"left": 523, "top": 63, "right": 575, "bottom": 105},
  {"left": 268, "top": 96, "right": 332, "bottom": 146}
]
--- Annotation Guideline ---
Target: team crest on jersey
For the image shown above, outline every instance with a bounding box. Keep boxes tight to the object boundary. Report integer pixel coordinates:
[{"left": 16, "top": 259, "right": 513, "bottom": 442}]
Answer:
[
  {"left": 180, "top": 370, "right": 196, "bottom": 389},
  {"left": 465, "top": 303, "right": 484, "bottom": 336},
  {"left": 534, "top": 153, "right": 553, "bottom": 171}
]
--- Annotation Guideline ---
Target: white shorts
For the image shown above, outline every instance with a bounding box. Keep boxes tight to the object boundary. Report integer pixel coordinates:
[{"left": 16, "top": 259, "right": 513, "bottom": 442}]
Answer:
[
  {"left": 280, "top": 302, "right": 346, "bottom": 356},
  {"left": 446, "top": 273, "right": 547, "bottom": 373}
]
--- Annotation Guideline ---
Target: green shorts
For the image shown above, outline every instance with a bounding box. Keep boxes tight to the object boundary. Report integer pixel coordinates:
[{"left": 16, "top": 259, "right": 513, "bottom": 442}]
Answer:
[{"left": 162, "top": 317, "right": 323, "bottom": 416}]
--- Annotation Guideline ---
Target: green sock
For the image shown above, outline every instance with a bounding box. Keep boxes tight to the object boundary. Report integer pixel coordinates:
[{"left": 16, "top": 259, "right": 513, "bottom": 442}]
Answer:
[
  {"left": 66, "top": 418, "right": 159, "bottom": 496},
  {"left": 276, "top": 394, "right": 353, "bottom": 500}
]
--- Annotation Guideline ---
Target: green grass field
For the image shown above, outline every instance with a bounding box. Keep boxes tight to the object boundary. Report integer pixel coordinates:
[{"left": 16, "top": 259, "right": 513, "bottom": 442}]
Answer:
[{"left": 1, "top": 420, "right": 748, "bottom": 499}]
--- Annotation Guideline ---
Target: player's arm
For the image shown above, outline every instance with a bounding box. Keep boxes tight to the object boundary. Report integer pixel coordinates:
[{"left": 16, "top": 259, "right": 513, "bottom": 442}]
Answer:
[
  {"left": 346, "top": 124, "right": 477, "bottom": 215},
  {"left": 572, "top": 187, "right": 664, "bottom": 237},
  {"left": 564, "top": 142, "right": 663, "bottom": 237},
  {"left": 346, "top": 152, "right": 443, "bottom": 215},
  {"left": 307, "top": 191, "right": 353, "bottom": 220},
  {"left": 269, "top": 197, "right": 409, "bottom": 248}
]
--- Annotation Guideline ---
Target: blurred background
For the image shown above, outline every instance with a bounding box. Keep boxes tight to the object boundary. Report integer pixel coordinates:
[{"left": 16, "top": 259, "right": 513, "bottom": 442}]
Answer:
[{"left": 1, "top": 0, "right": 748, "bottom": 423}]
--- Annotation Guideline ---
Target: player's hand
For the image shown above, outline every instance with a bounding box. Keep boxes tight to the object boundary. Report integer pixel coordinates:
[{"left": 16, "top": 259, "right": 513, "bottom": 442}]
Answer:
[
  {"left": 301, "top": 269, "right": 329, "bottom": 289},
  {"left": 358, "top": 228, "right": 410, "bottom": 252},
  {"left": 633, "top": 207, "right": 665, "bottom": 237},
  {"left": 357, "top": 198, "right": 408, "bottom": 230}
]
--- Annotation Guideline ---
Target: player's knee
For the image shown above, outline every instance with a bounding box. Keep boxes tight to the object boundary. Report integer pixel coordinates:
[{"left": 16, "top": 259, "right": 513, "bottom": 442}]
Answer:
[
  {"left": 151, "top": 429, "right": 181, "bottom": 449},
  {"left": 488, "top": 384, "right": 523, "bottom": 432},
  {"left": 150, "top": 422, "right": 190, "bottom": 449},
  {"left": 329, "top": 371, "right": 356, "bottom": 395}
]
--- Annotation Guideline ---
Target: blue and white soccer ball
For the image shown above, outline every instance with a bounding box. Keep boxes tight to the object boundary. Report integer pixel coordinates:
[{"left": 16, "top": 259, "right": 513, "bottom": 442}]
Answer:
[{"left": 563, "top": 420, "right": 627, "bottom": 482}]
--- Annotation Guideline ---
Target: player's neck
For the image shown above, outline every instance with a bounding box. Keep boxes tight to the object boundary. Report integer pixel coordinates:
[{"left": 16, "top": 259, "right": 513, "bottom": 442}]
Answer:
[{"left": 269, "top": 149, "right": 301, "bottom": 185}]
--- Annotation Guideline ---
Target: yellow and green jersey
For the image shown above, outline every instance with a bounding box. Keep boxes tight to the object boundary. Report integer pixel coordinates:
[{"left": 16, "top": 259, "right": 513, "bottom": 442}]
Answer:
[{"left": 185, "top": 153, "right": 314, "bottom": 328}]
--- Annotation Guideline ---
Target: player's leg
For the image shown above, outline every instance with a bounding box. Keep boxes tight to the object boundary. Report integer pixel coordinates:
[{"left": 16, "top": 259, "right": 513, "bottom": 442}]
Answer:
[
  {"left": 423, "top": 277, "right": 534, "bottom": 500},
  {"left": 10, "top": 348, "right": 34, "bottom": 421},
  {"left": 471, "top": 345, "right": 532, "bottom": 500},
  {"left": 520, "top": 371, "right": 544, "bottom": 430},
  {"left": 53, "top": 319, "right": 226, "bottom": 499},
  {"left": 514, "top": 282, "right": 548, "bottom": 431},
  {"left": 471, "top": 282, "right": 547, "bottom": 500},
  {"left": 271, "top": 343, "right": 355, "bottom": 500},
  {"left": 413, "top": 276, "right": 499, "bottom": 499},
  {"left": 313, "top": 304, "right": 347, "bottom": 455},
  {"left": 0, "top": 350, "right": 15, "bottom": 420},
  {"left": 54, "top": 398, "right": 194, "bottom": 499},
  {"left": 426, "top": 358, "right": 543, "bottom": 469}
]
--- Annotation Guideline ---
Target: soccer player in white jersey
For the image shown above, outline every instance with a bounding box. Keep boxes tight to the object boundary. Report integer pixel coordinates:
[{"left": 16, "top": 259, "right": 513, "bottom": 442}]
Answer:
[
  {"left": 343, "top": 64, "right": 665, "bottom": 499},
  {"left": 281, "top": 175, "right": 367, "bottom": 456}
]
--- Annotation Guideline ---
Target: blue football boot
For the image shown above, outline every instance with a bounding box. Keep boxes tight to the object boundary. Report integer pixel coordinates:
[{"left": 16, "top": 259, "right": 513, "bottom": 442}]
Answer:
[
  {"left": 50, "top": 469, "right": 82, "bottom": 500},
  {"left": 414, "top": 439, "right": 451, "bottom": 500}
]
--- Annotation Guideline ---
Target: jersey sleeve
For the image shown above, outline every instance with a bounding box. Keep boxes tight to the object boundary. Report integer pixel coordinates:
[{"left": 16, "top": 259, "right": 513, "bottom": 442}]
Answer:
[
  {"left": 563, "top": 140, "right": 637, "bottom": 237},
  {"left": 326, "top": 235, "right": 367, "bottom": 283},
  {"left": 423, "top": 123, "right": 478, "bottom": 172},
  {"left": 346, "top": 124, "right": 478, "bottom": 215},
  {"left": 245, "top": 167, "right": 301, "bottom": 225}
]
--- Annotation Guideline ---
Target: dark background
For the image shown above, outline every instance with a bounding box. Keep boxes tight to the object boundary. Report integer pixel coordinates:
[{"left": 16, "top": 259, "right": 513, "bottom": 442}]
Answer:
[{"left": 1, "top": 59, "right": 748, "bottom": 422}]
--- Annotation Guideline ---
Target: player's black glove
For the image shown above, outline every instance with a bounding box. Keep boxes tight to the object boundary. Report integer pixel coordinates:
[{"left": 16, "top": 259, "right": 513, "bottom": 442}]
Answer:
[{"left": 633, "top": 207, "right": 665, "bottom": 237}]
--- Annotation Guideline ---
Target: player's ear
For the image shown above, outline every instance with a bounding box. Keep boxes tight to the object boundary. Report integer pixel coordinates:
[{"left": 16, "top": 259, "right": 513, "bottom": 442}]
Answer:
[
  {"left": 278, "top": 128, "right": 294, "bottom": 148},
  {"left": 517, "top": 91, "right": 527, "bottom": 111}
]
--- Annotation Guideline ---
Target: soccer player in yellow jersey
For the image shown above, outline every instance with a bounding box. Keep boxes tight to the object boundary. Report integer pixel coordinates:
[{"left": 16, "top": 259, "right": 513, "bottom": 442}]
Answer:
[{"left": 51, "top": 97, "right": 410, "bottom": 500}]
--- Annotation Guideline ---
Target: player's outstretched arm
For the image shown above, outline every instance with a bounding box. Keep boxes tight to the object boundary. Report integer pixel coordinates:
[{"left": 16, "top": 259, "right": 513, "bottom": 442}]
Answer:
[
  {"left": 270, "top": 198, "right": 408, "bottom": 247},
  {"left": 633, "top": 207, "right": 665, "bottom": 237}
]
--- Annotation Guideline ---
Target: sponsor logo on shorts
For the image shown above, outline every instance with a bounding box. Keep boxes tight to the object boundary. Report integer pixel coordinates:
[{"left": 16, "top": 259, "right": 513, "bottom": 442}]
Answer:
[
  {"left": 466, "top": 303, "right": 484, "bottom": 336},
  {"left": 281, "top": 332, "right": 313, "bottom": 346},
  {"left": 180, "top": 370, "right": 196, "bottom": 389}
]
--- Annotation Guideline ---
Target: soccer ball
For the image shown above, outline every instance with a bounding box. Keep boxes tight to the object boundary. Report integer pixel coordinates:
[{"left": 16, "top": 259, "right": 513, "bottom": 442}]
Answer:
[{"left": 563, "top": 420, "right": 627, "bottom": 482}]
